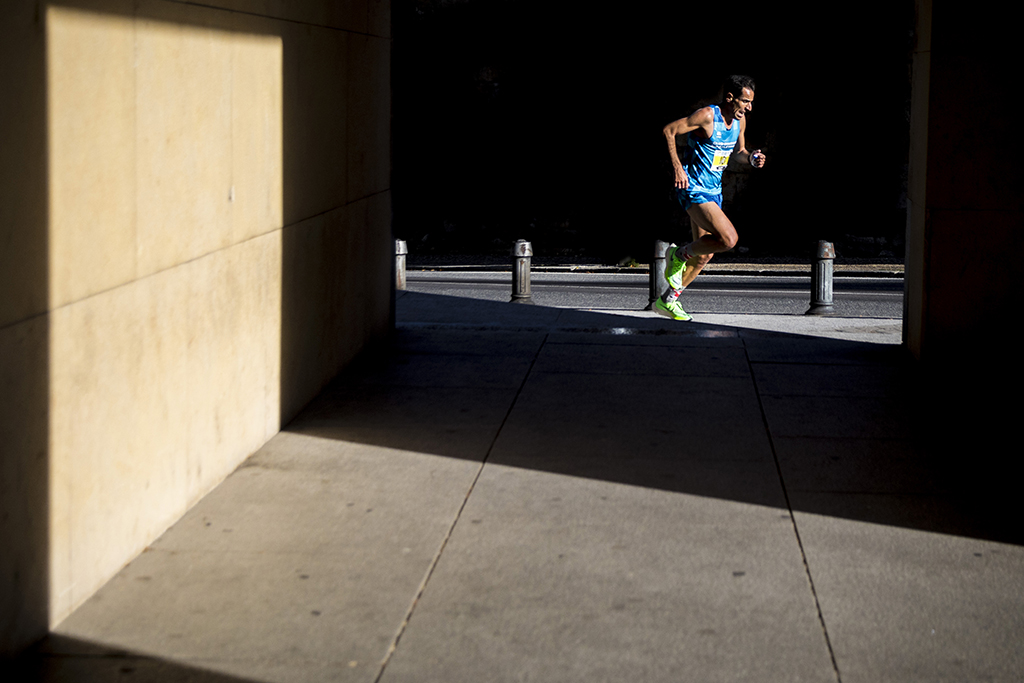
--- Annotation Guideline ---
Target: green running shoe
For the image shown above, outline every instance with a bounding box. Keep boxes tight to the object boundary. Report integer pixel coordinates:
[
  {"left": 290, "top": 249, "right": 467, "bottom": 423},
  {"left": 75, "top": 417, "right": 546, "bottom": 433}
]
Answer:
[
  {"left": 665, "top": 245, "right": 688, "bottom": 290},
  {"left": 654, "top": 298, "right": 692, "bottom": 321}
]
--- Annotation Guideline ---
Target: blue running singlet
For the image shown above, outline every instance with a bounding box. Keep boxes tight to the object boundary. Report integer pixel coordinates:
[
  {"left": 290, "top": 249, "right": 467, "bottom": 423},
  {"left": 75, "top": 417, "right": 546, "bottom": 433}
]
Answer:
[{"left": 678, "top": 104, "right": 740, "bottom": 206}]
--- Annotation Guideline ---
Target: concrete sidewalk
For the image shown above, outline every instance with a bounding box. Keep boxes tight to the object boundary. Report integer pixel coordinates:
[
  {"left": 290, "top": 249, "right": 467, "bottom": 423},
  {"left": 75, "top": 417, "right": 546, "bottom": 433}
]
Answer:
[{"left": 17, "top": 292, "right": 1024, "bottom": 682}]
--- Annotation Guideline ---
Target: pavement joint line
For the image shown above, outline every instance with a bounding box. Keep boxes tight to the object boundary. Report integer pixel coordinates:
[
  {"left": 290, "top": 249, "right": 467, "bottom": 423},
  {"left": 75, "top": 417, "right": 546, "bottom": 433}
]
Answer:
[
  {"left": 745, "top": 351, "right": 844, "bottom": 683},
  {"left": 373, "top": 332, "right": 550, "bottom": 683}
]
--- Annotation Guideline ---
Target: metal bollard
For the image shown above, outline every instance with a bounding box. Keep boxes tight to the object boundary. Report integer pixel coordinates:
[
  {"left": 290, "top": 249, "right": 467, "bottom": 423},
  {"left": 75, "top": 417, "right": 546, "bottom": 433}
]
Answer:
[
  {"left": 645, "top": 240, "right": 672, "bottom": 310},
  {"left": 510, "top": 239, "right": 534, "bottom": 304},
  {"left": 805, "top": 240, "right": 835, "bottom": 315},
  {"left": 395, "top": 239, "right": 408, "bottom": 291}
]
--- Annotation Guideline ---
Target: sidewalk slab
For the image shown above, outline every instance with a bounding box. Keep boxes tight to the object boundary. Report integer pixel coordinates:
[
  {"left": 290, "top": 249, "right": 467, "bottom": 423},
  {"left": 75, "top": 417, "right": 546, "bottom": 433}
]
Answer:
[
  {"left": 380, "top": 466, "right": 835, "bottom": 683},
  {"left": 796, "top": 514, "right": 1024, "bottom": 683}
]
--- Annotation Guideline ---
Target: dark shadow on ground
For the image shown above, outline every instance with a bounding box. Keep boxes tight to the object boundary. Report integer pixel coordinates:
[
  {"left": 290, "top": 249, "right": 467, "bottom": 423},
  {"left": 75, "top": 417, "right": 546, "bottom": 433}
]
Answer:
[
  {"left": 13, "top": 635, "right": 260, "bottom": 683},
  {"left": 287, "top": 291, "right": 1021, "bottom": 547}
]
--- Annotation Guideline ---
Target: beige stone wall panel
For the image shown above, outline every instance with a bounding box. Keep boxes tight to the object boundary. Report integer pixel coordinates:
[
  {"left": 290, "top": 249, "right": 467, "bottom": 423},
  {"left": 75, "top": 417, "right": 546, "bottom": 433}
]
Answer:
[
  {"left": 323, "top": 207, "right": 356, "bottom": 344},
  {"left": 365, "top": 190, "right": 394, "bottom": 331},
  {"left": 196, "top": 0, "right": 373, "bottom": 35},
  {"left": 341, "top": 196, "right": 371, "bottom": 345},
  {"left": 327, "top": 0, "right": 369, "bottom": 35},
  {"left": 230, "top": 21, "right": 284, "bottom": 244},
  {"left": 49, "top": 266, "right": 192, "bottom": 620},
  {"left": 48, "top": 233, "right": 285, "bottom": 623},
  {"left": 279, "top": 213, "right": 331, "bottom": 423},
  {"left": 47, "top": 4, "right": 137, "bottom": 310},
  {"left": 347, "top": 33, "right": 391, "bottom": 201},
  {"left": 0, "top": 316, "right": 51, "bottom": 651},
  {"left": 342, "top": 195, "right": 392, "bottom": 374},
  {"left": 368, "top": 0, "right": 390, "bottom": 39},
  {"left": 339, "top": 193, "right": 392, "bottom": 362},
  {"left": 134, "top": 4, "right": 235, "bottom": 277},
  {"left": 259, "top": 231, "right": 285, "bottom": 439},
  {"left": 0, "top": 0, "right": 49, "bottom": 329},
  {"left": 281, "top": 20, "right": 348, "bottom": 225},
  {"left": 184, "top": 233, "right": 282, "bottom": 499},
  {"left": 278, "top": 197, "right": 391, "bottom": 426}
]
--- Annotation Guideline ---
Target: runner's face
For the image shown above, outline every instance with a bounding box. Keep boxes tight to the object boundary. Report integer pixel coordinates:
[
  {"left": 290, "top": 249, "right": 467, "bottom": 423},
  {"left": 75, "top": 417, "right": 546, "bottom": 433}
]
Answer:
[{"left": 726, "top": 87, "right": 754, "bottom": 121}]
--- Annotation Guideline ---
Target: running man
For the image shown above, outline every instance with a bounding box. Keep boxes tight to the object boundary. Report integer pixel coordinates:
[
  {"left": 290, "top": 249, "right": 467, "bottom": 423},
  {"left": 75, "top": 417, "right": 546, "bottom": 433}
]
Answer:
[{"left": 654, "top": 75, "right": 766, "bottom": 321}]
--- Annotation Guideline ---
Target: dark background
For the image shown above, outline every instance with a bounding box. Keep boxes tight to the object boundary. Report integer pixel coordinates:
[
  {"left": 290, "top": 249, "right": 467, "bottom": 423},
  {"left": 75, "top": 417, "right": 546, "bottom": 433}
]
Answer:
[{"left": 393, "top": 0, "right": 914, "bottom": 263}]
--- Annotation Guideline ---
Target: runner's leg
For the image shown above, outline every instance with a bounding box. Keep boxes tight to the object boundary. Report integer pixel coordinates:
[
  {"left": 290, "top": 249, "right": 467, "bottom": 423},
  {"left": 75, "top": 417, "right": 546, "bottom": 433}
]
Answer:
[
  {"left": 677, "top": 224, "right": 713, "bottom": 289},
  {"left": 677, "top": 201, "right": 738, "bottom": 288}
]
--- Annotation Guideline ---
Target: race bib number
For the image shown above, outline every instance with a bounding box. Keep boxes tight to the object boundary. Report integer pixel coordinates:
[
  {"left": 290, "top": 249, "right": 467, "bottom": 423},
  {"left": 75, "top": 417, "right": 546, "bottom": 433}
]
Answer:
[{"left": 711, "top": 151, "right": 731, "bottom": 171}]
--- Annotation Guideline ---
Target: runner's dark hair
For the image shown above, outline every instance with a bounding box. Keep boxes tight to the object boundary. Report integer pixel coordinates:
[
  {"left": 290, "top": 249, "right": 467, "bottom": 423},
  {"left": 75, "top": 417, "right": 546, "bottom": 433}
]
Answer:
[{"left": 723, "top": 75, "right": 755, "bottom": 99}]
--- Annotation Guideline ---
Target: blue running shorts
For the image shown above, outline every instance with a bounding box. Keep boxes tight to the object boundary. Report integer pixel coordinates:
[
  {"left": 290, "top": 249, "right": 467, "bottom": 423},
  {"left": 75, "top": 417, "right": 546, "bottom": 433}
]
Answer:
[{"left": 677, "top": 188, "right": 722, "bottom": 211}]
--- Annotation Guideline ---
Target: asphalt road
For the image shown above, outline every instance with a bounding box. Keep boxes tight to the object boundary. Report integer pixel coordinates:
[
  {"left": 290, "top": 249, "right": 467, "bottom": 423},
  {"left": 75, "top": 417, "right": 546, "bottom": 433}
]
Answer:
[{"left": 406, "top": 271, "right": 904, "bottom": 318}]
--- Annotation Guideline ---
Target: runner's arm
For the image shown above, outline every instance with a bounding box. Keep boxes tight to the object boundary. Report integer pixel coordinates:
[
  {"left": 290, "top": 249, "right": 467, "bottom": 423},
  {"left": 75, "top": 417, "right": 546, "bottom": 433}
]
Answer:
[
  {"left": 664, "top": 107, "right": 714, "bottom": 188},
  {"left": 731, "top": 117, "right": 766, "bottom": 168}
]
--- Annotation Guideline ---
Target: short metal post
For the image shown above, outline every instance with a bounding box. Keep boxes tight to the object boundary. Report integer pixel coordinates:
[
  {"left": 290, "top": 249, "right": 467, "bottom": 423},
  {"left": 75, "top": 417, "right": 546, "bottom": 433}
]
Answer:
[
  {"left": 510, "top": 239, "right": 534, "bottom": 304},
  {"left": 806, "top": 240, "right": 835, "bottom": 315},
  {"left": 645, "top": 240, "right": 672, "bottom": 310},
  {"left": 395, "top": 239, "right": 408, "bottom": 291}
]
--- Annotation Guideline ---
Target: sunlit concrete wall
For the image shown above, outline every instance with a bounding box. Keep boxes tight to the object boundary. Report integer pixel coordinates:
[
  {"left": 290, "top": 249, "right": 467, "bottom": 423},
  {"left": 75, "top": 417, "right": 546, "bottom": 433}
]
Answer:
[
  {"left": 1, "top": 0, "right": 390, "bottom": 654},
  {"left": 905, "top": 0, "right": 1019, "bottom": 360}
]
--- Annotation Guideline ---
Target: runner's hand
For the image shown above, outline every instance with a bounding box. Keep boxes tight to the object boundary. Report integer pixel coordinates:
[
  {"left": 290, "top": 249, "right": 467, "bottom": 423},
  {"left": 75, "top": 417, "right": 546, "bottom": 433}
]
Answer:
[
  {"left": 674, "top": 167, "right": 689, "bottom": 189},
  {"left": 750, "top": 150, "right": 766, "bottom": 168}
]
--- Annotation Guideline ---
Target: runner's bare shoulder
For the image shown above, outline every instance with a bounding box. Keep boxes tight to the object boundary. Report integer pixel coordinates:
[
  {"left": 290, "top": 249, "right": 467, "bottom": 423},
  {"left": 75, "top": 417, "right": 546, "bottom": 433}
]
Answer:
[{"left": 686, "top": 106, "right": 716, "bottom": 137}]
